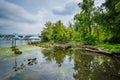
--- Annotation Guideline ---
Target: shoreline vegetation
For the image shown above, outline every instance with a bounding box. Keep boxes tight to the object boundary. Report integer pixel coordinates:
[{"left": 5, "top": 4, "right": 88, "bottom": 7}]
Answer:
[
  {"left": 28, "top": 41, "right": 120, "bottom": 57},
  {"left": 1, "top": 0, "right": 120, "bottom": 58},
  {"left": 34, "top": 0, "right": 120, "bottom": 58}
]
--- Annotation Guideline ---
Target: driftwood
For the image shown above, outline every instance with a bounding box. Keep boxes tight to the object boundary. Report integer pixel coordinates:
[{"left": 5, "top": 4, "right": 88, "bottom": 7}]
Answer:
[
  {"left": 53, "top": 44, "right": 120, "bottom": 57},
  {"left": 29, "top": 42, "right": 120, "bottom": 57},
  {"left": 53, "top": 44, "right": 71, "bottom": 50},
  {"left": 84, "top": 47, "right": 112, "bottom": 56},
  {"left": 81, "top": 45, "right": 110, "bottom": 53}
]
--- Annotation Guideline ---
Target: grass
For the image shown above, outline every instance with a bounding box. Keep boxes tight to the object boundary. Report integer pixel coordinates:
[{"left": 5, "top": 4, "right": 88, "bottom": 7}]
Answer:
[
  {"left": 97, "top": 44, "right": 120, "bottom": 52},
  {"left": 69, "top": 39, "right": 82, "bottom": 44}
]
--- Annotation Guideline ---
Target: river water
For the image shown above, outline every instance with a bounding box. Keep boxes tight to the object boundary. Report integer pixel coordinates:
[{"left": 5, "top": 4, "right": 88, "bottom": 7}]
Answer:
[
  {"left": 0, "top": 40, "right": 29, "bottom": 48},
  {"left": 0, "top": 43, "right": 120, "bottom": 80}
]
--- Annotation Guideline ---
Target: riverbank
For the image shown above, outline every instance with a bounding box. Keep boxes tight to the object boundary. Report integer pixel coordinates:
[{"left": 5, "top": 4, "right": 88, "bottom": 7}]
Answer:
[{"left": 28, "top": 42, "right": 120, "bottom": 57}]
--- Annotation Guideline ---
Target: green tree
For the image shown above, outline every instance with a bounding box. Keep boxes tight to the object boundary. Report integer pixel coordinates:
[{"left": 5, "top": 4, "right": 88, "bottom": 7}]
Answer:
[
  {"left": 101, "top": 0, "right": 120, "bottom": 43},
  {"left": 52, "top": 20, "right": 66, "bottom": 43},
  {"left": 78, "top": 0, "right": 95, "bottom": 34},
  {"left": 74, "top": 0, "right": 96, "bottom": 45},
  {"left": 65, "top": 22, "right": 78, "bottom": 42},
  {"left": 115, "top": 1, "right": 120, "bottom": 11},
  {"left": 41, "top": 21, "right": 53, "bottom": 42},
  {"left": 93, "top": 7, "right": 110, "bottom": 43}
]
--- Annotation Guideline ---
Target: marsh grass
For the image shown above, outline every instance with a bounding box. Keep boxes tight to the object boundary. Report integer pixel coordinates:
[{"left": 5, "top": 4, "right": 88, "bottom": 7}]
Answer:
[{"left": 97, "top": 44, "right": 120, "bottom": 52}]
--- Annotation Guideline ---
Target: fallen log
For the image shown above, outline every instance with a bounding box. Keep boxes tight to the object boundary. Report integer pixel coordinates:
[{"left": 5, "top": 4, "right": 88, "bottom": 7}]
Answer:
[{"left": 84, "top": 48, "right": 112, "bottom": 56}]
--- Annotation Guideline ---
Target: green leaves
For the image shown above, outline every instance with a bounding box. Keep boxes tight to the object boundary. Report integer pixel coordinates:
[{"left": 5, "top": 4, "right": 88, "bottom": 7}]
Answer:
[
  {"left": 41, "top": 20, "right": 76, "bottom": 43},
  {"left": 115, "top": 2, "right": 120, "bottom": 11},
  {"left": 41, "top": 0, "right": 120, "bottom": 44},
  {"left": 73, "top": 0, "right": 97, "bottom": 45},
  {"left": 41, "top": 21, "right": 53, "bottom": 42},
  {"left": 101, "top": 0, "right": 120, "bottom": 43},
  {"left": 52, "top": 20, "right": 66, "bottom": 43}
]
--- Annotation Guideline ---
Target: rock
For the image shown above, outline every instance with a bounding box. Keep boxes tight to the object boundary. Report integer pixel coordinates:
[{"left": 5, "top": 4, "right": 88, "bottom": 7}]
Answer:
[
  {"left": 14, "top": 50, "right": 22, "bottom": 54},
  {"left": 28, "top": 59, "right": 32, "bottom": 61},
  {"left": 27, "top": 58, "right": 37, "bottom": 66},
  {"left": 28, "top": 61, "right": 33, "bottom": 65}
]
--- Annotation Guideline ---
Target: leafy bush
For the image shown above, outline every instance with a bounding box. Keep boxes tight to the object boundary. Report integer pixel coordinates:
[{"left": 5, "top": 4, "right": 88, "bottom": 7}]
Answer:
[{"left": 83, "top": 35, "right": 96, "bottom": 45}]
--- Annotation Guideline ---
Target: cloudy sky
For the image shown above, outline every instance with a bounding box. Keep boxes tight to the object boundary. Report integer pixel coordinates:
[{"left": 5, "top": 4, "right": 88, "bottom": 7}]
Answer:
[{"left": 0, "top": 0, "right": 104, "bottom": 35}]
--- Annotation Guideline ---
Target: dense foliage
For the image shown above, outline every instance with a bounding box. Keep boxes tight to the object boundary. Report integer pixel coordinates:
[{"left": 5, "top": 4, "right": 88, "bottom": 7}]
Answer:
[
  {"left": 101, "top": 0, "right": 120, "bottom": 43},
  {"left": 41, "top": 0, "right": 120, "bottom": 45},
  {"left": 41, "top": 20, "right": 77, "bottom": 43}
]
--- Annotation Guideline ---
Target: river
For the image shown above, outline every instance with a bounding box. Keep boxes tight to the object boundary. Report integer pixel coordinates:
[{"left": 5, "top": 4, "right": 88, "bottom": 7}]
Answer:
[
  {"left": 0, "top": 44, "right": 120, "bottom": 80},
  {"left": 0, "top": 40, "right": 29, "bottom": 48}
]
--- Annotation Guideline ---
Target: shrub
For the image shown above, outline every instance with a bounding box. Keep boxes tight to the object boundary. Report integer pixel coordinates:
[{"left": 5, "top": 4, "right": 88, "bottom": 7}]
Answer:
[{"left": 83, "top": 35, "right": 96, "bottom": 45}]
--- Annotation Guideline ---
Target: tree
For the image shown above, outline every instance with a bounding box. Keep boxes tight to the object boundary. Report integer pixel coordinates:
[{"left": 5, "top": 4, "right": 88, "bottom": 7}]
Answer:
[
  {"left": 41, "top": 21, "right": 53, "bottom": 42},
  {"left": 115, "top": 1, "right": 120, "bottom": 11},
  {"left": 101, "top": 0, "right": 120, "bottom": 43},
  {"left": 78, "top": 0, "right": 95, "bottom": 34},
  {"left": 74, "top": 0, "right": 96, "bottom": 45},
  {"left": 52, "top": 20, "right": 66, "bottom": 43},
  {"left": 65, "top": 22, "right": 78, "bottom": 41}
]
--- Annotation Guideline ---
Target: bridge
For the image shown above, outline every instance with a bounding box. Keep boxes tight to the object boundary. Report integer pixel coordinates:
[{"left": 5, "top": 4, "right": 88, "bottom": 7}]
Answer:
[{"left": 0, "top": 34, "right": 41, "bottom": 40}]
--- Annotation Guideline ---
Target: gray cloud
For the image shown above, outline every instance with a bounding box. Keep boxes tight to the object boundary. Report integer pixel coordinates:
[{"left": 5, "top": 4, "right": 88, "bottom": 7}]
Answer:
[
  {"left": 52, "top": 2, "right": 79, "bottom": 15},
  {"left": 0, "top": 0, "right": 39, "bottom": 34},
  {"left": 0, "top": 0, "right": 81, "bottom": 34},
  {"left": 0, "top": 0, "right": 36, "bottom": 23}
]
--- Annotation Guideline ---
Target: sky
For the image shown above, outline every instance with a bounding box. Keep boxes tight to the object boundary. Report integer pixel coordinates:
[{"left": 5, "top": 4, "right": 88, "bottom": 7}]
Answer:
[{"left": 0, "top": 0, "right": 104, "bottom": 35}]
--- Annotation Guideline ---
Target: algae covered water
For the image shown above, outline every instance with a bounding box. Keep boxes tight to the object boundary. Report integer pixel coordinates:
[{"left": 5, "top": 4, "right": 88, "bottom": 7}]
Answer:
[{"left": 0, "top": 45, "right": 120, "bottom": 80}]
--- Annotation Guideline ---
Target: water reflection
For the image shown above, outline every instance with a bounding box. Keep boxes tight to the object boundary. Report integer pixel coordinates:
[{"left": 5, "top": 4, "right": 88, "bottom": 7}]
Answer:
[
  {"left": 42, "top": 49, "right": 72, "bottom": 67},
  {"left": 13, "top": 57, "right": 24, "bottom": 72},
  {"left": 42, "top": 49, "right": 120, "bottom": 80},
  {"left": 0, "top": 47, "right": 120, "bottom": 80},
  {"left": 12, "top": 56, "right": 38, "bottom": 72}
]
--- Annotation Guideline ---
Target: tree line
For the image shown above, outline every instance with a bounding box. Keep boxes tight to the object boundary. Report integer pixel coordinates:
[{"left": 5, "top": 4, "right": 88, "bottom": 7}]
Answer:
[{"left": 41, "top": 0, "right": 120, "bottom": 45}]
